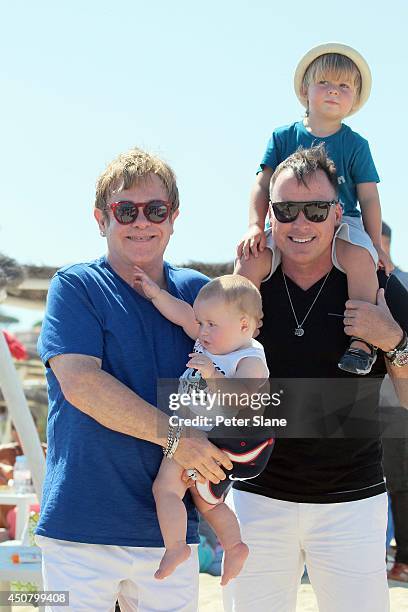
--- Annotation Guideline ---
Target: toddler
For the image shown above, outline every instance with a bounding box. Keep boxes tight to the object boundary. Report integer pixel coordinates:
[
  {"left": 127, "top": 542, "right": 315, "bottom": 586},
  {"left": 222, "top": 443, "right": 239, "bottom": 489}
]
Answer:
[
  {"left": 237, "top": 43, "right": 393, "bottom": 375},
  {"left": 133, "top": 269, "right": 273, "bottom": 585}
]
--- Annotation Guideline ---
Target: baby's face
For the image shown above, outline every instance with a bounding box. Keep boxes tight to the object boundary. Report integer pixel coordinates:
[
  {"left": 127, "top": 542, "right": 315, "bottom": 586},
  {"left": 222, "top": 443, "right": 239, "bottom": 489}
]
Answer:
[{"left": 193, "top": 296, "right": 253, "bottom": 355}]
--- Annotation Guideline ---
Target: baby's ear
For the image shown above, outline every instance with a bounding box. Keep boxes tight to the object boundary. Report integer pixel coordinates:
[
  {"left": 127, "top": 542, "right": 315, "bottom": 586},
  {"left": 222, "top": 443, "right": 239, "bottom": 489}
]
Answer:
[{"left": 240, "top": 316, "right": 250, "bottom": 332}]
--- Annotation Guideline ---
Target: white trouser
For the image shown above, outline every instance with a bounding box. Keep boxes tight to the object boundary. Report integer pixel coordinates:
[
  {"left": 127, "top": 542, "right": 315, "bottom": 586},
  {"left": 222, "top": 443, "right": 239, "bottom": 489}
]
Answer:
[
  {"left": 223, "top": 490, "right": 389, "bottom": 612},
  {"left": 36, "top": 535, "right": 199, "bottom": 612}
]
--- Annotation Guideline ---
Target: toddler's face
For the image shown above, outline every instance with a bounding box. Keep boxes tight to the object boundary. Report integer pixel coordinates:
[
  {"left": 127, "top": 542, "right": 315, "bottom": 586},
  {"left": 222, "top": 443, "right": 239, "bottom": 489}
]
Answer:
[
  {"left": 193, "top": 296, "right": 253, "bottom": 355},
  {"left": 306, "top": 71, "right": 356, "bottom": 119}
]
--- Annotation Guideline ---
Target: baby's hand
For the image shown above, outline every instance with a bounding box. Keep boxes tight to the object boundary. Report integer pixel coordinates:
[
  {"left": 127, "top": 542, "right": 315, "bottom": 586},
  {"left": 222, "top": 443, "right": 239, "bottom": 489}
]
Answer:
[
  {"left": 376, "top": 246, "right": 395, "bottom": 276},
  {"left": 186, "top": 353, "right": 216, "bottom": 379},
  {"left": 237, "top": 225, "right": 266, "bottom": 260},
  {"left": 133, "top": 265, "right": 161, "bottom": 299}
]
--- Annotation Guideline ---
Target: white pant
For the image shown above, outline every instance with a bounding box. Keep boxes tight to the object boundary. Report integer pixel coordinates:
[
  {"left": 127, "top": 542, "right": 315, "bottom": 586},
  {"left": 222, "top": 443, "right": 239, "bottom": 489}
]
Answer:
[
  {"left": 36, "top": 536, "right": 199, "bottom": 612},
  {"left": 223, "top": 490, "right": 389, "bottom": 612}
]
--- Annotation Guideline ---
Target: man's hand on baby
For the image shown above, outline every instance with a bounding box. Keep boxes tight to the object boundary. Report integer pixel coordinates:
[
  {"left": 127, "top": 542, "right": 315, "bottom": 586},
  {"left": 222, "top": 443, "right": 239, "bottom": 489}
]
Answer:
[
  {"left": 187, "top": 353, "right": 216, "bottom": 379},
  {"left": 174, "top": 427, "right": 233, "bottom": 484},
  {"left": 375, "top": 246, "right": 394, "bottom": 276},
  {"left": 133, "top": 265, "right": 161, "bottom": 299},
  {"left": 237, "top": 225, "right": 266, "bottom": 259}
]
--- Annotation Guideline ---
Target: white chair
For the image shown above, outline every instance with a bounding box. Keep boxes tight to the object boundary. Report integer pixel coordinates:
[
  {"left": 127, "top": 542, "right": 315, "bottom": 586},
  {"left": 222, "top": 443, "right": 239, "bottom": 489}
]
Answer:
[
  {"left": 0, "top": 330, "right": 46, "bottom": 609},
  {"left": 0, "top": 332, "right": 46, "bottom": 499}
]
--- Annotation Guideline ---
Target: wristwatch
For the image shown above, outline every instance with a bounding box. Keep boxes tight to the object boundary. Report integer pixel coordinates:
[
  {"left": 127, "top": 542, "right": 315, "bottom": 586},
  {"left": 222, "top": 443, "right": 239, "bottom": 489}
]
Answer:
[{"left": 385, "top": 330, "right": 408, "bottom": 367}]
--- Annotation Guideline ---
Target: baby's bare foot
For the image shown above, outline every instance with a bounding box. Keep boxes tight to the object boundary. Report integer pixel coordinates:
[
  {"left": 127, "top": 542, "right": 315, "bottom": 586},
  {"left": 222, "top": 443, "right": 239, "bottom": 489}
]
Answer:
[
  {"left": 154, "top": 543, "right": 191, "bottom": 580},
  {"left": 221, "top": 542, "right": 249, "bottom": 586}
]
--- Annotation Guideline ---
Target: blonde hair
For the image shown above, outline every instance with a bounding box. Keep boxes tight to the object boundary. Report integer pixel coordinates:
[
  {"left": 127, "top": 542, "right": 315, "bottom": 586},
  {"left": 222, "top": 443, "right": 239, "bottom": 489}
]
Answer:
[
  {"left": 302, "top": 53, "right": 362, "bottom": 102},
  {"left": 95, "top": 147, "right": 179, "bottom": 217},
  {"left": 196, "top": 274, "right": 263, "bottom": 321}
]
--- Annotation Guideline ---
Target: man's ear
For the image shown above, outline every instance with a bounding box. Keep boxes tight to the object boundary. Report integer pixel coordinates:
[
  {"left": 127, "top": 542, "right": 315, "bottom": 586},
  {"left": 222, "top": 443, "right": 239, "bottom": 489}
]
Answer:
[
  {"left": 169, "top": 209, "right": 179, "bottom": 235},
  {"left": 267, "top": 201, "right": 273, "bottom": 222},
  {"left": 334, "top": 201, "right": 343, "bottom": 226},
  {"left": 170, "top": 209, "right": 179, "bottom": 223},
  {"left": 94, "top": 208, "right": 107, "bottom": 235}
]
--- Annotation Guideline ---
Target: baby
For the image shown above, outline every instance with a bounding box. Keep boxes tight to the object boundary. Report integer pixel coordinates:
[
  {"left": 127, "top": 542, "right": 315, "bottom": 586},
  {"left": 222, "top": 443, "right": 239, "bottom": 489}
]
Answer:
[
  {"left": 238, "top": 43, "right": 392, "bottom": 376},
  {"left": 133, "top": 269, "right": 273, "bottom": 585}
]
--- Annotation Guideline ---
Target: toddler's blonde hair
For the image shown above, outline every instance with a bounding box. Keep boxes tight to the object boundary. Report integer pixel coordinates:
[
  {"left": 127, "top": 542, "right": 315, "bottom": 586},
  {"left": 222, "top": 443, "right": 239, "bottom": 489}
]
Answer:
[
  {"left": 302, "top": 53, "right": 362, "bottom": 102},
  {"left": 196, "top": 274, "right": 263, "bottom": 322}
]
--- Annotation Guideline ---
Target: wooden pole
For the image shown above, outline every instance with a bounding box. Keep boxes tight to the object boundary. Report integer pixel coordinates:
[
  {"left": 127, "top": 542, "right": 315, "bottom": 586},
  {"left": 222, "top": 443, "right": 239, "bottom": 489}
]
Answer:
[{"left": 0, "top": 332, "right": 45, "bottom": 500}]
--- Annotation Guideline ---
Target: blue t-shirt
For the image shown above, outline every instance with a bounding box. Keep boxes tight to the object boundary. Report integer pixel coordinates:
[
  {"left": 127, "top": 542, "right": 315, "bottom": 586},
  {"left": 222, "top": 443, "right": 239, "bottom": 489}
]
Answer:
[
  {"left": 260, "top": 121, "right": 380, "bottom": 217},
  {"left": 37, "top": 257, "right": 208, "bottom": 546}
]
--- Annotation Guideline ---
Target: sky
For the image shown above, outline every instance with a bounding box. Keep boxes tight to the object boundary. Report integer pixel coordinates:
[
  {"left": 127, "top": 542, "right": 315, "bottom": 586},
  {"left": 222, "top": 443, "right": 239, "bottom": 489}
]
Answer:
[{"left": 1, "top": 0, "right": 407, "bottom": 327}]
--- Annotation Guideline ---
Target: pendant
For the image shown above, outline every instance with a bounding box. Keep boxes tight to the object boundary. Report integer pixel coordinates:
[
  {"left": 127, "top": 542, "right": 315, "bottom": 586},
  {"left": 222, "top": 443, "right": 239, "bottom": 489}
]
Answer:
[{"left": 294, "top": 327, "right": 304, "bottom": 337}]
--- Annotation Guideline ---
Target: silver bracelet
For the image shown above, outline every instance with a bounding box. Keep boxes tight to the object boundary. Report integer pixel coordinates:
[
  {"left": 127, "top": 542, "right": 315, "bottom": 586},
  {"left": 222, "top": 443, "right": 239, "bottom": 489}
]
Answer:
[
  {"left": 163, "top": 423, "right": 183, "bottom": 459},
  {"left": 164, "top": 424, "right": 182, "bottom": 458}
]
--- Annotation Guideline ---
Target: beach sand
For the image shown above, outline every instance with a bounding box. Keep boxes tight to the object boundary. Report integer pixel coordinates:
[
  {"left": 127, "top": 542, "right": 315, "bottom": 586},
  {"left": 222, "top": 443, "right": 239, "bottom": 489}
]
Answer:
[
  {"left": 11, "top": 576, "right": 407, "bottom": 611},
  {"left": 198, "top": 574, "right": 407, "bottom": 611}
]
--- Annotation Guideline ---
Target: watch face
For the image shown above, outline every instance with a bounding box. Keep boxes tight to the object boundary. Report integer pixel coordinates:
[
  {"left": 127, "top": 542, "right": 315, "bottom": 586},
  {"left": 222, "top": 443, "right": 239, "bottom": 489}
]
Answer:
[{"left": 393, "top": 350, "right": 408, "bottom": 367}]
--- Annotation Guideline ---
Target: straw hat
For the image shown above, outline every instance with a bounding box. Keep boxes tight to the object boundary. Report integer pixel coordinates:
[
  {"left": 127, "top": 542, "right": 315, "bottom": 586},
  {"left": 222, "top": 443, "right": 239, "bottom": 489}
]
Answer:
[{"left": 294, "top": 43, "right": 372, "bottom": 116}]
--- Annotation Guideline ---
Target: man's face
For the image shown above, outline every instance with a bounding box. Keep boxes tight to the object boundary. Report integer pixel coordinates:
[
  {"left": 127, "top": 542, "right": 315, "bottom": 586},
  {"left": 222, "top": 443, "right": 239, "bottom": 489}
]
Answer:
[
  {"left": 270, "top": 168, "right": 342, "bottom": 268},
  {"left": 94, "top": 173, "right": 178, "bottom": 277}
]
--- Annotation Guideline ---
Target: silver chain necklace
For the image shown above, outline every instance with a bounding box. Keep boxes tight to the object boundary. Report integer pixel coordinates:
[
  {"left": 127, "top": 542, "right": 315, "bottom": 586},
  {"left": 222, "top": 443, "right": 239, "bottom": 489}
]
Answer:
[{"left": 282, "top": 268, "right": 332, "bottom": 336}]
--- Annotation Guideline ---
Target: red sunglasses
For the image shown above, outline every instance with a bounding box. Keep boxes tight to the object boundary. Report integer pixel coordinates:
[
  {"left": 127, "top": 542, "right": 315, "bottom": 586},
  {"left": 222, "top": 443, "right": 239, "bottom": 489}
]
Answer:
[{"left": 106, "top": 200, "right": 172, "bottom": 224}]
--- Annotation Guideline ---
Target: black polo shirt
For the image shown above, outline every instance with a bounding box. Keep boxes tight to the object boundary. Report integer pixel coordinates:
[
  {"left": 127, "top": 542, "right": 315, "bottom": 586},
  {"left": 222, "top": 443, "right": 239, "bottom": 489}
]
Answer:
[{"left": 235, "top": 267, "right": 408, "bottom": 503}]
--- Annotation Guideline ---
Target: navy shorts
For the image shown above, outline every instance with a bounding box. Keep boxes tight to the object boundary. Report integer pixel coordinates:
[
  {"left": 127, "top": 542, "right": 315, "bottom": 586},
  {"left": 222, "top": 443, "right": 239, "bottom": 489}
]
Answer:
[{"left": 195, "top": 435, "right": 275, "bottom": 504}]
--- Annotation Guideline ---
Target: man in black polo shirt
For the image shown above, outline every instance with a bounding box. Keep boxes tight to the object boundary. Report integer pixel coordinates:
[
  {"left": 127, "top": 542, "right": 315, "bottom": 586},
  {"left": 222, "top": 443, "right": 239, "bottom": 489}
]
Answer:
[
  {"left": 379, "top": 221, "right": 408, "bottom": 582},
  {"left": 232, "top": 145, "right": 408, "bottom": 612}
]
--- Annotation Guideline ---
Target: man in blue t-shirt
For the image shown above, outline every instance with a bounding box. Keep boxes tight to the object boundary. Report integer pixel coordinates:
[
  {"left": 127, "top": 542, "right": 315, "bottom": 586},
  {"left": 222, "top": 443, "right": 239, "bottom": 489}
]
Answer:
[{"left": 36, "top": 148, "right": 233, "bottom": 611}]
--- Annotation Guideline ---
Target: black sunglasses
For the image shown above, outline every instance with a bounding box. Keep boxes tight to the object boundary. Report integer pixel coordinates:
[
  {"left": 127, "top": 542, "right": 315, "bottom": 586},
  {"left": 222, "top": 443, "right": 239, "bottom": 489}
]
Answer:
[
  {"left": 271, "top": 200, "right": 338, "bottom": 223},
  {"left": 106, "top": 200, "right": 171, "bottom": 224}
]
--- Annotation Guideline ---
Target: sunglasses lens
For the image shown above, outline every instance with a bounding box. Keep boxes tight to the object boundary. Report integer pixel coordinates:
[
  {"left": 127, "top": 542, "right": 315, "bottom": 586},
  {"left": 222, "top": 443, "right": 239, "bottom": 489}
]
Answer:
[
  {"left": 273, "top": 203, "right": 300, "bottom": 223},
  {"left": 304, "top": 203, "right": 329, "bottom": 222},
  {"left": 145, "top": 201, "right": 169, "bottom": 223},
  {"left": 114, "top": 202, "right": 138, "bottom": 224},
  {"left": 272, "top": 202, "right": 332, "bottom": 223}
]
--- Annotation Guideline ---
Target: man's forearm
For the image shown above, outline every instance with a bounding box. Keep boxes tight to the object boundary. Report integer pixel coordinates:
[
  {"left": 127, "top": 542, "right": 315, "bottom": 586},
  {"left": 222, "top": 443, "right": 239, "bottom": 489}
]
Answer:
[
  {"left": 377, "top": 321, "right": 408, "bottom": 407},
  {"left": 387, "top": 363, "right": 408, "bottom": 409},
  {"left": 56, "top": 359, "right": 169, "bottom": 446},
  {"left": 50, "top": 354, "right": 234, "bottom": 482}
]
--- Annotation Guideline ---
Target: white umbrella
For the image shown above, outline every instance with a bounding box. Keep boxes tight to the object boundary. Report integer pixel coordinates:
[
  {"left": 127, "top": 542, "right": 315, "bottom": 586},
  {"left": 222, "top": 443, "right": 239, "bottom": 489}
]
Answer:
[{"left": 0, "top": 332, "right": 45, "bottom": 500}]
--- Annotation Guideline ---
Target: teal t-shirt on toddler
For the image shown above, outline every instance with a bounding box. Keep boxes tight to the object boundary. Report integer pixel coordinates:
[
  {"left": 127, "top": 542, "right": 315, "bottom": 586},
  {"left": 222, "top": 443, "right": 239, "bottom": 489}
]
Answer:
[{"left": 260, "top": 121, "right": 380, "bottom": 217}]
